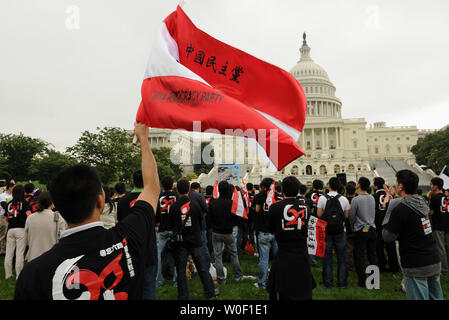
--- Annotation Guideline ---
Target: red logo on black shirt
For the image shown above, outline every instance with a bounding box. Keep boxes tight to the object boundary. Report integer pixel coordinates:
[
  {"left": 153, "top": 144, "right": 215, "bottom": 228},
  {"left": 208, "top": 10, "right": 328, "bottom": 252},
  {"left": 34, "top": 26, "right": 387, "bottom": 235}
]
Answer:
[
  {"left": 282, "top": 204, "right": 306, "bottom": 231},
  {"left": 129, "top": 199, "right": 137, "bottom": 208},
  {"left": 52, "top": 238, "right": 134, "bottom": 300},
  {"left": 441, "top": 197, "right": 449, "bottom": 213},
  {"left": 160, "top": 196, "right": 175, "bottom": 213}
]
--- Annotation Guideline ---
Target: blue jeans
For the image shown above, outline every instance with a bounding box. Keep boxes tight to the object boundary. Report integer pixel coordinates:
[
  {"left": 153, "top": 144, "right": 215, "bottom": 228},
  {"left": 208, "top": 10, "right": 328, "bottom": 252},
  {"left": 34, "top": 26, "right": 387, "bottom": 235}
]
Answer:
[
  {"left": 257, "top": 232, "right": 278, "bottom": 289},
  {"left": 156, "top": 230, "right": 177, "bottom": 287},
  {"left": 322, "top": 232, "right": 348, "bottom": 288},
  {"left": 143, "top": 264, "right": 157, "bottom": 300},
  {"left": 212, "top": 232, "right": 243, "bottom": 283},
  {"left": 403, "top": 274, "right": 444, "bottom": 300},
  {"left": 232, "top": 226, "right": 239, "bottom": 255},
  {"left": 174, "top": 245, "right": 216, "bottom": 300},
  {"left": 201, "top": 229, "right": 211, "bottom": 268}
]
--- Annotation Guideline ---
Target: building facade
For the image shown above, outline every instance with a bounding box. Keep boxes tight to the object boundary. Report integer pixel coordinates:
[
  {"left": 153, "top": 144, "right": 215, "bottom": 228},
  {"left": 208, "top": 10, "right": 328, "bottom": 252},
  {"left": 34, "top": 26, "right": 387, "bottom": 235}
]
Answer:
[{"left": 203, "top": 34, "right": 429, "bottom": 186}]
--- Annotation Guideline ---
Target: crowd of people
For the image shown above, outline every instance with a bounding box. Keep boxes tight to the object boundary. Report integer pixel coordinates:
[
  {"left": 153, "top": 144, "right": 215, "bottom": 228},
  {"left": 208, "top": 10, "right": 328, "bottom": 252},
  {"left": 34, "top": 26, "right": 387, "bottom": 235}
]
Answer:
[{"left": 1, "top": 122, "right": 449, "bottom": 300}]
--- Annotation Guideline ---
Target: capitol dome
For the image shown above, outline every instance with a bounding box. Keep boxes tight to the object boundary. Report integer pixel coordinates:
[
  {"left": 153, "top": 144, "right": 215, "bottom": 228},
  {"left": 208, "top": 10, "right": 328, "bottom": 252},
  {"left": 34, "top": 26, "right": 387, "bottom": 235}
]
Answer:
[{"left": 290, "top": 33, "right": 342, "bottom": 118}]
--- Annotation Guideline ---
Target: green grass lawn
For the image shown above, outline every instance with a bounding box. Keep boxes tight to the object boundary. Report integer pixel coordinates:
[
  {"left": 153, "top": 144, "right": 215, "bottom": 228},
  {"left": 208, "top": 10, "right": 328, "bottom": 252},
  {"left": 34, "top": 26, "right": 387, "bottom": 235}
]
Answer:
[{"left": 2, "top": 254, "right": 449, "bottom": 300}]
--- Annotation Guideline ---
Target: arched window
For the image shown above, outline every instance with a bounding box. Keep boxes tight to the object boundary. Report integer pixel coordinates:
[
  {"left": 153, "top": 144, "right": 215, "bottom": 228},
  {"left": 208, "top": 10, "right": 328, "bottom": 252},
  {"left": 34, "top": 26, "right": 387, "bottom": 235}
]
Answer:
[
  {"left": 320, "top": 165, "right": 327, "bottom": 175},
  {"left": 306, "top": 165, "right": 312, "bottom": 175},
  {"left": 353, "top": 140, "right": 358, "bottom": 148},
  {"left": 291, "top": 165, "right": 299, "bottom": 175},
  {"left": 348, "top": 164, "right": 355, "bottom": 173},
  {"left": 334, "top": 164, "right": 341, "bottom": 174}
]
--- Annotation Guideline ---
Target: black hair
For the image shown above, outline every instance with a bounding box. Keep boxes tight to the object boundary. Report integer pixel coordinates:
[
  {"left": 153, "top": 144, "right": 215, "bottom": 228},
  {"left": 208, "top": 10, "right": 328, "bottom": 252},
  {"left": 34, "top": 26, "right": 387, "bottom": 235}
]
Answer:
[
  {"left": 205, "top": 185, "right": 213, "bottom": 195},
  {"left": 345, "top": 183, "right": 356, "bottom": 196},
  {"left": 218, "top": 180, "right": 229, "bottom": 197},
  {"left": 358, "top": 177, "right": 371, "bottom": 192},
  {"left": 246, "top": 183, "right": 254, "bottom": 191},
  {"left": 431, "top": 177, "right": 444, "bottom": 190},
  {"left": 260, "top": 178, "right": 274, "bottom": 190},
  {"left": 396, "top": 169, "right": 419, "bottom": 195},
  {"left": 328, "top": 177, "right": 340, "bottom": 191},
  {"left": 275, "top": 185, "right": 282, "bottom": 193},
  {"left": 177, "top": 179, "right": 190, "bottom": 195},
  {"left": 282, "top": 176, "right": 300, "bottom": 197},
  {"left": 373, "top": 177, "right": 385, "bottom": 190},
  {"left": 103, "top": 185, "right": 114, "bottom": 214},
  {"left": 12, "top": 185, "right": 25, "bottom": 204},
  {"left": 49, "top": 164, "right": 103, "bottom": 224},
  {"left": 191, "top": 182, "right": 201, "bottom": 191},
  {"left": 417, "top": 189, "right": 423, "bottom": 196},
  {"left": 6, "top": 181, "right": 15, "bottom": 190},
  {"left": 133, "top": 170, "right": 144, "bottom": 189},
  {"left": 313, "top": 179, "right": 324, "bottom": 191},
  {"left": 227, "top": 184, "right": 235, "bottom": 199},
  {"left": 254, "top": 185, "right": 260, "bottom": 191},
  {"left": 337, "top": 184, "right": 345, "bottom": 195},
  {"left": 37, "top": 191, "right": 53, "bottom": 212},
  {"left": 24, "top": 183, "right": 35, "bottom": 194},
  {"left": 299, "top": 184, "right": 307, "bottom": 195},
  {"left": 114, "top": 182, "right": 126, "bottom": 195},
  {"left": 161, "top": 176, "right": 174, "bottom": 191}
]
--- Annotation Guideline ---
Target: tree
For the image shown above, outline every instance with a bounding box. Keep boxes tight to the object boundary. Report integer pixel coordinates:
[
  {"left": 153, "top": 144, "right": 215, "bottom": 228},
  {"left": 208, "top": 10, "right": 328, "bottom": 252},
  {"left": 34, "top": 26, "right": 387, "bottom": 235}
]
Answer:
[
  {"left": 0, "top": 133, "right": 48, "bottom": 181},
  {"left": 193, "top": 141, "right": 214, "bottom": 176},
  {"left": 411, "top": 126, "right": 449, "bottom": 174},
  {"left": 30, "top": 149, "right": 77, "bottom": 186},
  {"left": 67, "top": 127, "right": 141, "bottom": 185},
  {"left": 152, "top": 147, "right": 183, "bottom": 181}
]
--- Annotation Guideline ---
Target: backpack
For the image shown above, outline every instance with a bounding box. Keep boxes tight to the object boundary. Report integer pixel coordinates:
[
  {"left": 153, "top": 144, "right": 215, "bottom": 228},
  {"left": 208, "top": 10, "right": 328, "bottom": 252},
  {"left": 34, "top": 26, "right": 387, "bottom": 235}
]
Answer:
[{"left": 321, "top": 194, "right": 345, "bottom": 235}]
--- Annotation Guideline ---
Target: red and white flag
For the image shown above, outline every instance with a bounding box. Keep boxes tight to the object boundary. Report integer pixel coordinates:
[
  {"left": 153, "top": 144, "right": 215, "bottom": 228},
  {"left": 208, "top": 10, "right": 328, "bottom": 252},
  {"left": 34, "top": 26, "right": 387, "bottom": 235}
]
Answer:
[
  {"left": 231, "top": 187, "right": 248, "bottom": 220},
  {"left": 136, "top": 6, "right": 307, "bottom": 170},
  {"left": 265, "top": 180, "right": 278, "bottom": 208},
  {"left": 240, "top": 179, "right": 250, "bottom": 209}
]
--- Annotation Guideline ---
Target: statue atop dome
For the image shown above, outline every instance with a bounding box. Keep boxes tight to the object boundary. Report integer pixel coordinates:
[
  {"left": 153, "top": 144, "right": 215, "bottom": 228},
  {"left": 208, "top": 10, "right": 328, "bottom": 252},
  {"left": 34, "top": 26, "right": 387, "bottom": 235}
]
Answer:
[{"left": 300, "top": 32, "right": 311, "bottom": 61}]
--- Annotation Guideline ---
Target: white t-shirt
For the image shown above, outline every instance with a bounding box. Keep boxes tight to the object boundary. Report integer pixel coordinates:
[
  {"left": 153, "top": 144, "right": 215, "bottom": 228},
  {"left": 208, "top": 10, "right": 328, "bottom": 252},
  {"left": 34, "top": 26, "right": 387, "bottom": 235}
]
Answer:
[
  {"left": 317, "top": 191, "right": 351, "bottom": 212},
  {"left": 0, "top": 192, "right": 13, "bottom": 216}
]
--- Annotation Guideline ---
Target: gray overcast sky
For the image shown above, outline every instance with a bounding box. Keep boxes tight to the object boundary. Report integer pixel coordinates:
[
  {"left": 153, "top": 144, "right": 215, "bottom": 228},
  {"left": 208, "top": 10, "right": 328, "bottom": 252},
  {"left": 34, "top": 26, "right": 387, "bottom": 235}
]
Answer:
[{"left": 1, "top": 0, "right": 448, "bottom": 151}]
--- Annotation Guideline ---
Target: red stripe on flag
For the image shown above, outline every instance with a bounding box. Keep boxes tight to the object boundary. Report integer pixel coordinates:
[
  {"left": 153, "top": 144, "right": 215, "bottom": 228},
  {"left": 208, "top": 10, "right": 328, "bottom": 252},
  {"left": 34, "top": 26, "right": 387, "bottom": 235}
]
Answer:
[
  {"left": 163, "top": 6, "right": 307, "bottom": 134},
  {"left": 137, "top": 76, "right": 305, "bottom": 170},
  {"left": 213, "top": 180, "right": 219, "bottom": 199}
]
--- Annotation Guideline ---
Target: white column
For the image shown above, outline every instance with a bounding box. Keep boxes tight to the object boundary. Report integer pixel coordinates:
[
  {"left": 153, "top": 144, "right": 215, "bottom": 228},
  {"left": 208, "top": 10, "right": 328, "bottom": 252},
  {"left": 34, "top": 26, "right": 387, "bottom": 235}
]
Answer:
[
  {"left": 337, "top": 127, "right": 340, "bottom": 148},
  {"left": 324, "top": 127, "right": 328, "bottom": 149},
  {"left": 321, "top": 128, "right": 324, "bottom": 149},
  {"left": 311, "top": 128, "right": 315, "bottom": 150}
]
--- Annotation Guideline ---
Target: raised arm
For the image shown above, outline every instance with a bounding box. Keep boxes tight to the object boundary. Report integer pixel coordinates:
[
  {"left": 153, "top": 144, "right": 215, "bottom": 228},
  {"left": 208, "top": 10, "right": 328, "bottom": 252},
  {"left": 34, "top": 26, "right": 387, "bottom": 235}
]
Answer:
[{"left": 134, "top": 122, "right": 160, "bottom": 212}]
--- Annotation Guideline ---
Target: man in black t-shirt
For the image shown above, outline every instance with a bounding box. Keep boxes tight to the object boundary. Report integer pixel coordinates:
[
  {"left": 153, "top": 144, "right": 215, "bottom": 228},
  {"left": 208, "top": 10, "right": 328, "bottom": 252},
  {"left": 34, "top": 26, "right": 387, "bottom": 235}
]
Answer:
[
  {"left": 244, "top": 183, "right": 256, "bottom": 250},
  {"left": 204, "top": 185, "right": 215, "bottom": 254},
  {"left": 168, "top": 179, "right": 217, "bottom": 300},
  {"left": 14, "top": 123, "right": 160, "bottom": 300},
  {"left": 266, "top": 176, "right": 314, "bottom": 300},
  {"left": 305, "top": 179, "right": 324, "bottom": 217},
  {"left": 374, "top": 177, "right": 399, "bottom": 273},
  {"left": 155, "top": 176, "right": 178, "bottom": 287},
  {"left": 305, "top": 179, "right": 324, "bottom": 266},
  {"left": 117, "top": 168, "right": 158, "bottom": 300},
  {"left": 24, "top": 183, "right": 39, "bottom": 213},
  {"left": 429, "top": 177, "right": 449, "bottom": 275},
  {"left": 209, "top": 181, "right": 243, "bottom": 285},
  {"left": 253, "top": 177, "right": 278, "bottom": 289},
  {"left": 383, "top": 170, "right": 442, "bottom": 300},
  {"left": 189, "top": 182, "right": 211, "bottom": 269}
]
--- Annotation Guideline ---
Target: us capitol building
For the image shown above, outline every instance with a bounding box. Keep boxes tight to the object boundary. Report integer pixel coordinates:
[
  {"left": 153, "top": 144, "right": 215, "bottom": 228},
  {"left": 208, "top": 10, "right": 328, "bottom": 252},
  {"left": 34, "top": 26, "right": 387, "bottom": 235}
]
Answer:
[{"left": 148, "top": 33, "right": 437, "bottom": 188}]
